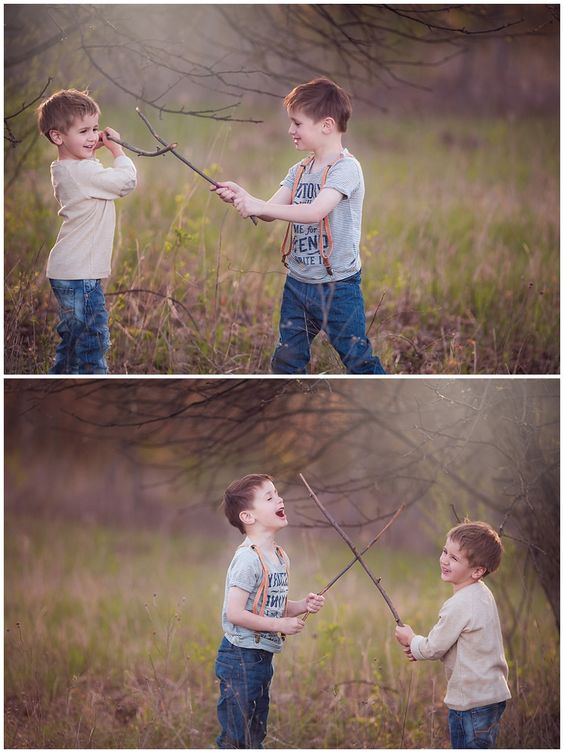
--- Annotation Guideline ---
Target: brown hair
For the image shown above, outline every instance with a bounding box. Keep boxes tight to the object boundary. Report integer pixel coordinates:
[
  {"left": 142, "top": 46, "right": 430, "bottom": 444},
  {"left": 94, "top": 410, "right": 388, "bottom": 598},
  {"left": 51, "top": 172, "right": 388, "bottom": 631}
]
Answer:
[
  {"left": 284, "top": 77, "right": 352, "bottom": 133},
  {"left": 36, "top": 89, "right": 100, "bottom": 143},
  {"left": 447, "top": 520, "right": 503, "bottom": 576},
  {"left": 222, "top": 474, "right": 273, "bottom": 534}
]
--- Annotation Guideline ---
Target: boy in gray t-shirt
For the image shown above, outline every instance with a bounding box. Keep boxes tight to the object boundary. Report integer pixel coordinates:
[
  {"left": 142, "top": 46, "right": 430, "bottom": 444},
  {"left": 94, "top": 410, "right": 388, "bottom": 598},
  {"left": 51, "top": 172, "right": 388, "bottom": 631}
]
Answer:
[
  {"left": 213, "top": 77, "right": 386, "bottom": 375},
  {"left": 215, "top": 474, "right": 325, "bottom": 749}
]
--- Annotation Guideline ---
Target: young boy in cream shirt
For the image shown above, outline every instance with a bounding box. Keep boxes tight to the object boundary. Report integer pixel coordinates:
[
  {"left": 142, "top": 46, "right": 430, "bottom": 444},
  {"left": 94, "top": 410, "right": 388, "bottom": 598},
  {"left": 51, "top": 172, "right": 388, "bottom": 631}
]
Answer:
[
  {"left": 36, "top": 89, "right": 137, "bottom": 374},
  {"left": 395, "top": 521, "right": 511, "bottom": 749}
]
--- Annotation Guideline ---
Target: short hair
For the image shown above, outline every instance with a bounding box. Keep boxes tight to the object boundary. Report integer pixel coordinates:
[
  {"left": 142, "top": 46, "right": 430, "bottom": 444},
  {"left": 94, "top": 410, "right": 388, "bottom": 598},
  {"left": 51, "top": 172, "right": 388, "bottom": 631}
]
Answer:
[
  {"left": 222, "top": 474, "right": 273, "bottom": 534},
  {"left": 447, "top": 520, "right": 503, "bottom": 576},
  {"left": 36, "top": 89, "right": 100, "bottom": 143},
  {"left": 284, "top": 77, "right": 352, "bottom": 133}
]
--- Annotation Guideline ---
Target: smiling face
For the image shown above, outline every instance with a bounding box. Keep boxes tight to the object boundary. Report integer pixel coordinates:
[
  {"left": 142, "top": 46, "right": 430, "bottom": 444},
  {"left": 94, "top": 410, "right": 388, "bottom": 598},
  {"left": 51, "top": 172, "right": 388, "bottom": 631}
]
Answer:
[
  {"left": 49, "top": 112, "right": 100, "bottom": 160},
  {"left": 239, "top": 479, "right": 287, "bottom": 532},
  {"left": 439, "top": 537, "right": 486, "bottom": 592},
  {"left": 287, "top": 108, "right": 328, "bottom": 152}
]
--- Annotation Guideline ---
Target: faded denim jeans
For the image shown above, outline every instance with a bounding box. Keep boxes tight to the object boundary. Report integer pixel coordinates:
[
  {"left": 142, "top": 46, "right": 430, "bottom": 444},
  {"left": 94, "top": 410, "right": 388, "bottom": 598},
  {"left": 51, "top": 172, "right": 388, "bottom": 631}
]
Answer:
[
  {"left": 271, "top": 271, "right": 386, "bottom": 374},
  {"left": 215, "top": 636, "right": 274, "bottom": 749},
  {"left": 49, "top": 278, "right": 110, "bottom": 374},
  {"left": 448, "top": 701, "right": 507, "bottom": 748}
]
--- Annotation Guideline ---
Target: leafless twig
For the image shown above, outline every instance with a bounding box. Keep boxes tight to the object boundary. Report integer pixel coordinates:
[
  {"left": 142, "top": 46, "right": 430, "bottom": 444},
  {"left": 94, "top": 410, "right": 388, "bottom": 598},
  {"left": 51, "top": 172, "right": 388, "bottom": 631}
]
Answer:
[
  {"left": 4, "top": 77, "right": 53, "bottom": 146},
  {"left": 300, "top": 473, "right": 403, "bottom": 625},
  {"left": 303, "top": 503, "right": 405, "bottom": 621},
  {"left": 105, "top": 134, "right": 177, "bottom": 158},
  {"left": 136, "top": 108, "right": 258, "bottom": 226}
]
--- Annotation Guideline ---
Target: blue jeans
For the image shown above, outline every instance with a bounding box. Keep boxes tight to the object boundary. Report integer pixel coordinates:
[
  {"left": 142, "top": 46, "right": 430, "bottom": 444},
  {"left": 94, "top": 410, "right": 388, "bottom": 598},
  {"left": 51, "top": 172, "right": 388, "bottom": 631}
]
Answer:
[
  {"left": 215, "top": 636, "right": 274, "bottom": 749},
  {"left": 448, "top": 702, "right": 507, "bottom": 748},
  {"left": 271, "top": 272, "right": 386, "bottom": 374},
  {"left": 49, "top": 279, "right": 110, "bottom": 374}
]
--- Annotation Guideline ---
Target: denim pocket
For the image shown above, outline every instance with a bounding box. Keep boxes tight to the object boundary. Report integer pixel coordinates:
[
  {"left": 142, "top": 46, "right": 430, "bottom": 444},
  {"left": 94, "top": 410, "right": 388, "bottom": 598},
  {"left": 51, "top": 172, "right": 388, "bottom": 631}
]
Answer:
[
  {"left": 470, "top": 702, "right": 506, "bottom": 748},
  {"left": 51, "top": 284, "right": 76, "bottom": 317}
]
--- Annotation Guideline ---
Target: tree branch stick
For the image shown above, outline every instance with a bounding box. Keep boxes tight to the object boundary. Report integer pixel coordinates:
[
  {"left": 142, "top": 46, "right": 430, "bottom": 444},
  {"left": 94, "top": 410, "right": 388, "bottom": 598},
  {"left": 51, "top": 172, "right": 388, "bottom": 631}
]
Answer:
[
  {"left": 105, "top": 134, "right": 177, "bottom": 157},
  {"left": 303, "top": 502, "right": 405, "bottom": 621},
  {"left": 136, "top": 107, "right": 258, "bottom": 225},
  {"left": 300, "top": 473, "right": 403, "bottom": 625}
]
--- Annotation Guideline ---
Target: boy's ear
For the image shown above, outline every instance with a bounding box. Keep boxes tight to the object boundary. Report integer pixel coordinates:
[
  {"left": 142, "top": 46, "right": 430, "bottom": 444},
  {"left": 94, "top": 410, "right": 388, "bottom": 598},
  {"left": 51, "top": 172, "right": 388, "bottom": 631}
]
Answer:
[
  {"left": 239, "top": 510, "right": 255, "bottom": 527},
  {"left": 49, "top": 129, "right": 64, "bottom": 145},
  {"left": 471, "top": 565, "right": 486, "bottom": 580},
  {"left": 321, "top": 117, "right": 337, "bottom": 134}
]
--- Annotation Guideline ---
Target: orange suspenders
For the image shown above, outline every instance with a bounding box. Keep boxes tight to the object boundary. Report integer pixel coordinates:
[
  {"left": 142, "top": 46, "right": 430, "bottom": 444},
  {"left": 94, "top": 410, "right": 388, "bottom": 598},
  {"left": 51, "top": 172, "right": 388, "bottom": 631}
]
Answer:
[
  {"left": 280, "top": 153, "right": 345, "bottom": 277},
  {"left": 239, "top": 542, "right": 289, "bottom": 644}
]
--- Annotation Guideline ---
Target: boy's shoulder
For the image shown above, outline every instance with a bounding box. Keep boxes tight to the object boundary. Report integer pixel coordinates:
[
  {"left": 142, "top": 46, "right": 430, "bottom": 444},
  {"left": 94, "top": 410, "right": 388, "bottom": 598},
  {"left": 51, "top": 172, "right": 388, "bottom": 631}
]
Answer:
[
  {"left": 229, "top": 539, "right": 260, "bottom": 565},
  {"left": 442, "top": 581, "right": 496, "bottom": 612}
]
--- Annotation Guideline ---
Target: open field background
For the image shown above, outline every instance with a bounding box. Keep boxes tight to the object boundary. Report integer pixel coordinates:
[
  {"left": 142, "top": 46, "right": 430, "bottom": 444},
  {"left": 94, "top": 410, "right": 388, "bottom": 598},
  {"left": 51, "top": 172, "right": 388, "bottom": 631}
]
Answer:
[
  {"left": 5, "top": 379, "right": 560, "bottom": 748},
  {"left": 4, "top": 4, "right": 559, "bottom": 374},
  {"left": 5, "top": 514, "right": 559, "bottom": 749},
  {"left": 5, "top": 110, "right": 559, "bottom": 375}
]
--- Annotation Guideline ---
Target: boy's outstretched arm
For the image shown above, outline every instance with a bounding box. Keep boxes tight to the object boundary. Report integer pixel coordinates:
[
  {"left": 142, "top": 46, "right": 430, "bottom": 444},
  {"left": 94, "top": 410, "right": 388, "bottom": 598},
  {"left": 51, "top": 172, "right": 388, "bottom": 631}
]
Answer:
[
  {"left": 234, "top": 187, "right": 343, "bottom": 225},
  {"left": 212, "top": 182, "right": 293, "bottom": 223},
  {"left": 226, "top": 586, "right": 305, "bottom": 635},
  {"left": 286, "top": 593, "right": 325, "bottom": 617}
]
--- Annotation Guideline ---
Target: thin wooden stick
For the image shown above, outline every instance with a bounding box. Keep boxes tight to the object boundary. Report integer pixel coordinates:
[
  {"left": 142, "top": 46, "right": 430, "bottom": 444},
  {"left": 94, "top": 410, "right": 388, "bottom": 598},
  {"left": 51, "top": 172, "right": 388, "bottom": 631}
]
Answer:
[
  {"left": 302, "top": 503, "right": 405, "bottom": 621},
  {"left": 136, "top": 108, "right": 258, "bottom": 226},
  {"left": 300, "top": 473, "right": 404, "bottom": 625},
  {"left": 105, "top": 134, "right": 177, "bottom": 157}
]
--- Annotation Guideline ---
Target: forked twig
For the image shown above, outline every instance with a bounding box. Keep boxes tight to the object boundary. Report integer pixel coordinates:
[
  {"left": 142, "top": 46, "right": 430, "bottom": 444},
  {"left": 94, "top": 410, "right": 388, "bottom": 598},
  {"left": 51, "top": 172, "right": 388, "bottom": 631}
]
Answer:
[
  {"left": 300, "top": 473, "right": 404, "bottom": 625},
  {"left": 106, "top": 134, "right": 177, "bottom": 157},
  {"left": 136, "top": 107, "right": 258, "bottom": 226}
]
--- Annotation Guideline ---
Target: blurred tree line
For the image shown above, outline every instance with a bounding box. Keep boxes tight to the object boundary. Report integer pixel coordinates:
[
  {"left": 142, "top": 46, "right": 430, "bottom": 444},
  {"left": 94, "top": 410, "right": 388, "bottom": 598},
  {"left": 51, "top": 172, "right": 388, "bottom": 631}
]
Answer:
[
  {"left": 5, "top": 378, "right": 559, "bottom": 628},
  {"left": 5, "top": 4, "right": 558, "bottom": 156}
]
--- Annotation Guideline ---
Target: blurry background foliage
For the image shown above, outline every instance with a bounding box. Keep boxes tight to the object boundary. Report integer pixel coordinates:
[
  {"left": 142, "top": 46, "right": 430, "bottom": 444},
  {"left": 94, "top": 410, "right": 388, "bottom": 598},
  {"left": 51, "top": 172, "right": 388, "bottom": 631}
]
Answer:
[
  {"left": 4, "top": 4, "right": 559, "bottom": 374},
  {"left": 4, "top": 378, "right": 559, "bottom": 747}
]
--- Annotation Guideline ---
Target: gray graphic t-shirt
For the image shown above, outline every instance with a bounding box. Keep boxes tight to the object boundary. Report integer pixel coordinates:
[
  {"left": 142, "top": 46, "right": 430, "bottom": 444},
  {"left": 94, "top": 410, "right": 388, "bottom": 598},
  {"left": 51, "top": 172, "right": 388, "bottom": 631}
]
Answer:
[
  {"left": 221, "top": 538, "right": 289, "bottom": 653},
  {"left": 280, "top": 149, "right": 364, "bottom": 283}
]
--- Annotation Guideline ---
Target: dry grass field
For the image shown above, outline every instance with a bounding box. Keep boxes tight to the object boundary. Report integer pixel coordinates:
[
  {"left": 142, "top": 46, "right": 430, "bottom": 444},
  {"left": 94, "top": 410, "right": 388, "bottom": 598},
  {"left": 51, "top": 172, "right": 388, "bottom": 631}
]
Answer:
[
  {"left": 5, "top": 514, "right": 559, "bottom": 748},
  {"left": 4, "top": 112, "right": 559, "bottom": 374}
]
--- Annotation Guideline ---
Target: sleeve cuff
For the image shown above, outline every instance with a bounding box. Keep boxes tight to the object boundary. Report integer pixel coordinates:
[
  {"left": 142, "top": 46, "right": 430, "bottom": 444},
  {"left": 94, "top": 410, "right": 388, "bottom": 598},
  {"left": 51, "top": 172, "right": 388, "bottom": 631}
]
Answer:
[{"left": 410, "top": 635, "right": 427, "bottom": 661}]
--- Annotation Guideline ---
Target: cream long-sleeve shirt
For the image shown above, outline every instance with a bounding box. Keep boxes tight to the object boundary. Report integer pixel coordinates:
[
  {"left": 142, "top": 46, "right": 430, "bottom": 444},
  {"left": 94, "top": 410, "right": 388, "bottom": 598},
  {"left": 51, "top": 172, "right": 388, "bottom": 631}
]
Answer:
[
  {"left": 410, "top": 580, "right": 511, "bottom": 711},
  {"left": 46, "top": 155, "right": 137, "bottom": 280}
]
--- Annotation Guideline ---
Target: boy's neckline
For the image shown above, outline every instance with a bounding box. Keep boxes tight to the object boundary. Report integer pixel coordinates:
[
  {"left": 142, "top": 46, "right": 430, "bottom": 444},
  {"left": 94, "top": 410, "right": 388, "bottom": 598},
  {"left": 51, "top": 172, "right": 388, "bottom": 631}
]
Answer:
[
  {"left": 53, "top": 157, "right": 97, "bottom": 164},
  {"left": 243, "top": 535, "right": 281, "bottom": 562},
  {"left": 307, "top": 147, "right": 349, "bottom": 172}
]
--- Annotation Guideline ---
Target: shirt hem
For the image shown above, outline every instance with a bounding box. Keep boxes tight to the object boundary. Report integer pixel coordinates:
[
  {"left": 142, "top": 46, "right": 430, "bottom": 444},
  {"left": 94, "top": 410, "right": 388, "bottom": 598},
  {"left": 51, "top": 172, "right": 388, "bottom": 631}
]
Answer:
[{"left": 445, "top": 692, "right": 512, "bottom": 712}]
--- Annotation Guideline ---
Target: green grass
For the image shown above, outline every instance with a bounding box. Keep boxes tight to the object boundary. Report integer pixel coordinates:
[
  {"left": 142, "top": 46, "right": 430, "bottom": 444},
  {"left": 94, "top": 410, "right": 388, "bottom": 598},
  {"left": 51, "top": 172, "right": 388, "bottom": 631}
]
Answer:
[
  {"left": 5, "top": 514, "right": 559, "bottom": 748},
  {"left": 4, "top": 111, "right": 559, "bottom": 374}
]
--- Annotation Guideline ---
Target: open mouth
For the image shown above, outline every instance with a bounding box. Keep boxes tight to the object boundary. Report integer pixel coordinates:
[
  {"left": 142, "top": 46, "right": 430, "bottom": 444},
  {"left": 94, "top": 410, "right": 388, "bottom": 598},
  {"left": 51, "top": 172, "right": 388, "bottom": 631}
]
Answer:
[{"left": 275, "top": 508, "right": 286, "bottom": 518}]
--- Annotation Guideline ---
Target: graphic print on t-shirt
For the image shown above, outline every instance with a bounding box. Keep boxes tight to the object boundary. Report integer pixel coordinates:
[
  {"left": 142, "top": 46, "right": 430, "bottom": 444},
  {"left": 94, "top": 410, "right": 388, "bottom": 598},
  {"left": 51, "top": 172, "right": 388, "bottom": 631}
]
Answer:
[
  {"left": 292, "top": 180, "right": 328, "bottom": 267},
  {"left": 256, "top": 569, "right": 288, "bottom": 639}
]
